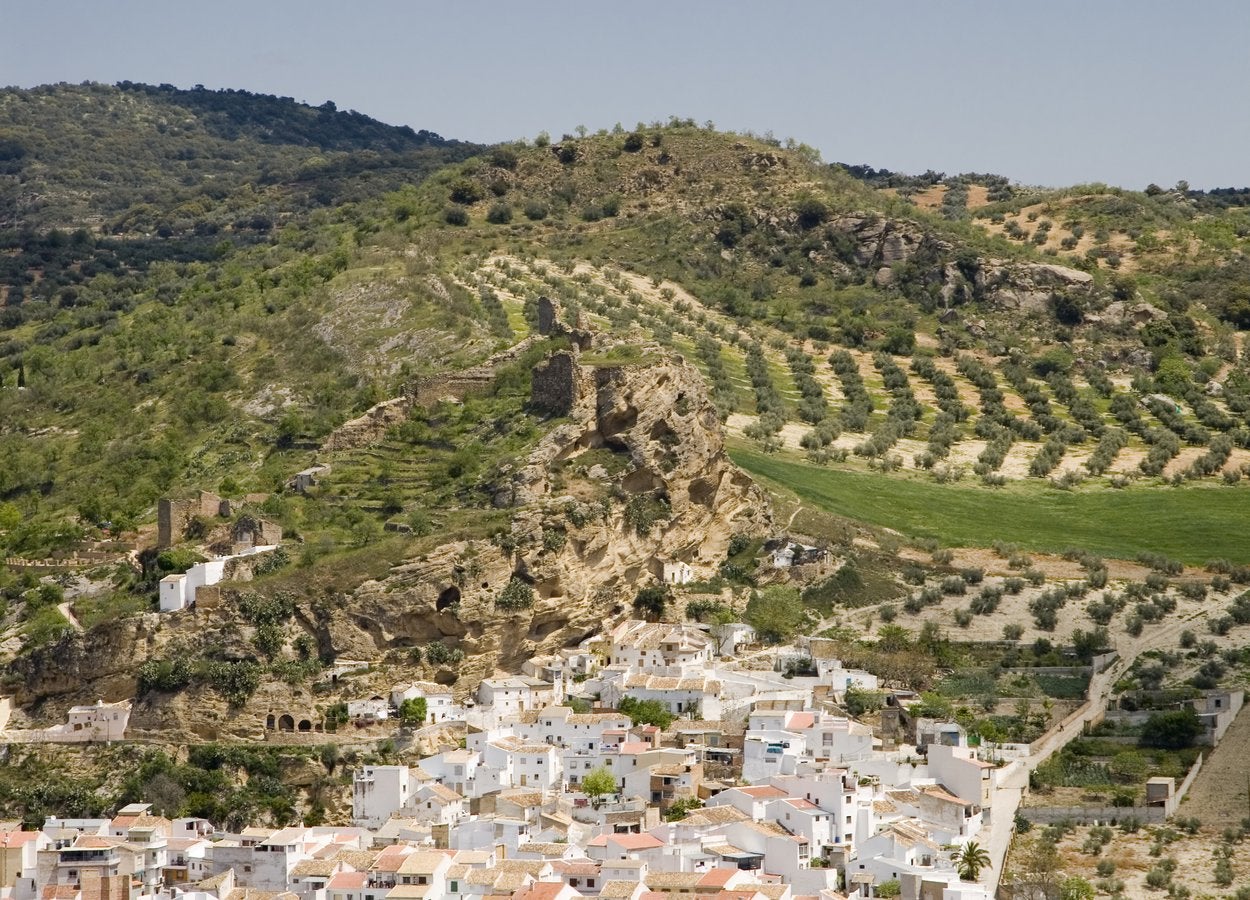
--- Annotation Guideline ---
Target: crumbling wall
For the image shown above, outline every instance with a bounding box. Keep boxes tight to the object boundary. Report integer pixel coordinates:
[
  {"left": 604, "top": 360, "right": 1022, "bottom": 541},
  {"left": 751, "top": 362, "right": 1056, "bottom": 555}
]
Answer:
[
  {"left": 411, "top": 372, "right": 495, "bottom": 408},
  {"left": 531, "top": 351, "right": 581, "bottom": 416},
  {"left": 157, "top": 499, "right": 195, "bottom": 548},
  {"left": 536, "top": 295, "right": 594, "bottom": 349},
  {"left": 231, "top": 515, "right": 282, "bottom": 547},
  {"left": 537, "top": 295, "right": 561, "bottom": 335}
]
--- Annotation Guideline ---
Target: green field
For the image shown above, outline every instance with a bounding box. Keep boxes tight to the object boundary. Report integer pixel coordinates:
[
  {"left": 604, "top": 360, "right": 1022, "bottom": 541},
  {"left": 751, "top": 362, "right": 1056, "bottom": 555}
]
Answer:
[{"left": 731, "top": 448, "right": 1250, "bottom": 565}]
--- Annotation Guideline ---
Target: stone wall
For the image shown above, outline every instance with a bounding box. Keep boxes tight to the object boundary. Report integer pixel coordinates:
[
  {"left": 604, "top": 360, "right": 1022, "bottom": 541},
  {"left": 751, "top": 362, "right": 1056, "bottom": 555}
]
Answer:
[
  {"left": 157, "top": 498, "right": 195, "bottom": 548},
  {"left": 232, "top": 515, "right": 282, "bottom": 548},
  {"left": 537, "top": 295, "right": 561, "bottom": 335},
  {"left": 411, "top": 372, "right": 496, "bottom": 408},
  {"left": 158, "top": 491, "right": 237, "bottom": 547},
  {"left": 531, "top": 351, "right": 581, "bottom": 415}
]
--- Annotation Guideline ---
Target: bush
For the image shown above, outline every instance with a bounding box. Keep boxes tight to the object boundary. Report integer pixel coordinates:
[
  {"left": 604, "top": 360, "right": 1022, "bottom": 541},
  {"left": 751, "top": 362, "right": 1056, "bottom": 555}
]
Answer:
[
  {"left": 136, "top": 657, "right": 193, "bottom": 695},
  {"left": 496, "top": 576, "right": 535, "bottom": 610},
  {"left": 523, "top": 200, "right": 549, "bottom": 221},
  {"left": 1140, "top": 708, "right": 1202, "bottom": 749},
  {"left": 443, "top": 206, "right": 469, "bottom": 226},
  {"left": 486, "top": 202, "right": 512, "bottom": 224},
  {"left": 449, "top": 178, "right": 483, "bottom": 204},
  {"left": 425, "top": 640, "right": 465, "bottom": 666},
  {"left": 633, "top": 584, "right": 670, "bottom": 620},
  {"left": 618, "top": 696, "right": 675, "bottom": 729},
  {"left": 622, "top": 133, "right": 645, "bottom": 153}
]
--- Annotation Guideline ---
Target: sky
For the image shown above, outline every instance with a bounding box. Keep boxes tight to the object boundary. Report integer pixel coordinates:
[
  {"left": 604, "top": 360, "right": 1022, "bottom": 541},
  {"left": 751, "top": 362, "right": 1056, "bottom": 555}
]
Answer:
[{"left": 3, "top": 0, "right": 1248, "bottom": 190}]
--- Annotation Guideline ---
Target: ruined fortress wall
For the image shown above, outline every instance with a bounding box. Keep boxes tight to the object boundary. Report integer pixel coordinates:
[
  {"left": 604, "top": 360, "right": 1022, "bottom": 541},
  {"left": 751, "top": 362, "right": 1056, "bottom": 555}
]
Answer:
[
  {"left": 157, "top": 499, "right": 195, "bottom": 548},
  {"left": 531, "top": 351, "right": 580, "bottom": 416},
  {"left": 411, "top": 372, "right": 496, "bottom": 408}
]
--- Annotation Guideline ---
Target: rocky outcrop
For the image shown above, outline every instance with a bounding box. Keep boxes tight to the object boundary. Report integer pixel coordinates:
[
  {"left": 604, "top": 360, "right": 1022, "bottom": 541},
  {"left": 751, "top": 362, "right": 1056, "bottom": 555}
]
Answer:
[
  {"left": 829, "top": 214, "right": 946, "bottom": 268},
  {"left": 343, "top": 346, "right": 771, "bottom": 689},
  {"left": 321, "top": 398, "right": 411, "bottom": 452},
  {"left": 982, "top": 262, "right": 1095, "bottom": 314}
]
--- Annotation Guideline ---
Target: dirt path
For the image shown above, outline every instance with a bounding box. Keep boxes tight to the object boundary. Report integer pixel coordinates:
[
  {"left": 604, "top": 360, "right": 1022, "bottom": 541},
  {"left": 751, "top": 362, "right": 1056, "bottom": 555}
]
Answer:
[{"left": 1176, "top": 701, "right": 1250, "bottom": 826}]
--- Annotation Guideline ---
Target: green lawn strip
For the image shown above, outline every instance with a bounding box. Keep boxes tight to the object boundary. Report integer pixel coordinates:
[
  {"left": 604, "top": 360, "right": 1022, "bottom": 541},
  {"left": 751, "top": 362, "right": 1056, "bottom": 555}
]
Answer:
[{"left": 731, "top": 447, "right": 1249, "bottom": 564}]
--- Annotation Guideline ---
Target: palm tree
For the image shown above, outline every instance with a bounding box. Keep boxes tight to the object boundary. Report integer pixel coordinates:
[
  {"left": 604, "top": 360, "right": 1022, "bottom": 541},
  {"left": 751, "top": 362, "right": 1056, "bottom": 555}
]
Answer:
[{"left": 953, "top": 840, "right": 992, "bottom": 881}]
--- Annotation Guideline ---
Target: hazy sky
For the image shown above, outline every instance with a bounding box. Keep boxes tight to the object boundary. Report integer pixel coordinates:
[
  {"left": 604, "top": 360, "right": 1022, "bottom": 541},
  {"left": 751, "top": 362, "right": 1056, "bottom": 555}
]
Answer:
[{"left": 4, "top": 0, "right": 1248, "bottom": 190}]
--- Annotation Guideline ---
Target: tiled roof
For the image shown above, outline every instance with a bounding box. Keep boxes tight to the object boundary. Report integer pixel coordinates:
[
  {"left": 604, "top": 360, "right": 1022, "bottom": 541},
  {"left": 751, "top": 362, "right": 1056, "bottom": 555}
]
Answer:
[
  {"left": 735, "top": 786, "right": 788, "bottom": 800},
  {"left": 599, "top": 881, "right": 643, "bottom": 899},
  {"left": 292, "top": 860, "right": 338, "bottom": 877},
  {"left": 677, "top": 806, "right": 749, "bottom": 826},
  {"left": 327, "top": 872, "right": 369, "bottom": 889}
]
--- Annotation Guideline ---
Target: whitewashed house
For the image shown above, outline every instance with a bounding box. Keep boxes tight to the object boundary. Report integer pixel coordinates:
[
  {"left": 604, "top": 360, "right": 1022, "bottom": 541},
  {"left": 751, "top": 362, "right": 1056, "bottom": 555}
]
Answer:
[{"left": 662, "top": 562, "right": 693, "bottom": 585}]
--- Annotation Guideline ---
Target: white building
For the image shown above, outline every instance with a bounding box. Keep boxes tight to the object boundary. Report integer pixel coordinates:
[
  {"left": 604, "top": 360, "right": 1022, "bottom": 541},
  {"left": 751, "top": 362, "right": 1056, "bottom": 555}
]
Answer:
[
  {"left": 352, "top": 765, "right": 418, "bottom": 829},
  {"left": 346, "top": 698, "right": 389, "bottom": 722},
  {"left": 741, "top": 731, "right": 806, "bottom": 783},
  {"left": 605, "top": 621, "right": 714, "bottom": 673},
  {"left": 158, "top": 545, "right": 279, "bottom": 612},
  {"left": 604, "top": 673, "right": 722, "bottom": 719},
  {"left": 477, "top": 677, "right": 559, "bottom": 716},
  {"left": 56, "top": 700, "right": 131, "bottom": 742},
  {"left": 391, "top": 682, "right": 462, "bottom": 723},
  {"left": 662, "top": 562, "right": 693, "bottom": 585}
]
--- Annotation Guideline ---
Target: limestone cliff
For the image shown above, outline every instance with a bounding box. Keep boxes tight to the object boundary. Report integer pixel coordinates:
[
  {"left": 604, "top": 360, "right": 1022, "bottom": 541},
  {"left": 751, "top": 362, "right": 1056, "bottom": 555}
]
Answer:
[
  {"left": 7, "top": 344, "right": 771, "bottom": 737},
  {"left": 339, "top": 346, "right": 771, "bottom": 688}
]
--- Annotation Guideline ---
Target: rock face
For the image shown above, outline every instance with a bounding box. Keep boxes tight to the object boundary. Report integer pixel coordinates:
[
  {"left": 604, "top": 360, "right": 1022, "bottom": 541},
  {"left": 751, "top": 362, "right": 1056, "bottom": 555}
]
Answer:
[
  {"left": 343, "top": 347, "right": 772, "bottom": 689},
  {"left": 321, "top": 398, "right": 411, "bottom": 452},
  {"left": 830, "top": 215, "right": 943, "bottom": 268},
  {"left": 982, "top": 262, "right": 1095, "bottom": 313}
]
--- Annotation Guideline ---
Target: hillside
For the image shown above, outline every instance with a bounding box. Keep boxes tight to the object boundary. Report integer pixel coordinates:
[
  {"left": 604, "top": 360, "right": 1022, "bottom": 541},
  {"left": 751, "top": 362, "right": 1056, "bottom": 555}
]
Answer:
[{"left": 2, "top": 97, "right": 1250, "bottom": 777}]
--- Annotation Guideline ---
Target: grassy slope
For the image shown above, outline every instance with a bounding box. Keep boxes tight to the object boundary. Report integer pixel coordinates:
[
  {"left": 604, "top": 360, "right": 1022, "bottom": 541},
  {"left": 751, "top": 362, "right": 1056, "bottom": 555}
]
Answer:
[{"left": 732, "top": 446, "right": 1249, "bottom": 564}]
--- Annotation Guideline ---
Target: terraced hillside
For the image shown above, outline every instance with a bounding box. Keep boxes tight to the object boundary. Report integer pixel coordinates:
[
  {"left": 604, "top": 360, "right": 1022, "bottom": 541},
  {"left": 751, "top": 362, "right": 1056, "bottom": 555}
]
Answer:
[{"left": 456, "top": 254, "right": 1250, "bottom": 491}]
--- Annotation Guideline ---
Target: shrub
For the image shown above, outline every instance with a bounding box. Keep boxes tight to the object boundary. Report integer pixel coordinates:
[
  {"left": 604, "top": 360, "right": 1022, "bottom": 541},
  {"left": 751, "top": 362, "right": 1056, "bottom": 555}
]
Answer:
[
  {"left": 449, "top": 178, "right": 483, "bottom": 204},
  {"left": 496, "top": 576, "right": 535, "bottom": 610},
  {"left": 633, "top": 584, "right": 670, "bottom": 620},
  {"left": 425, "top": 640, "right": 465, "bottom": 666},
  {"left": 486, "top": 202, "right": 512, "bottom": 224},
  {"left": 443, "top": 206, "right": 469, "bottom": 226},
  {"left": 136, "top": 657, "right": 193, "bottom": 695},
  {"left": 1140, "top": 708, "right": 1202, "bottom": 749},
  {"left": 523, "top": 200, "right": 549, "bottom": 221}
]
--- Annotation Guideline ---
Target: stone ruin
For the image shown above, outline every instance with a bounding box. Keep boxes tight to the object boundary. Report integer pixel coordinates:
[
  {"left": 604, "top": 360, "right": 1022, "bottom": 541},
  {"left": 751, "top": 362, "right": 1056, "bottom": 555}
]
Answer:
[
  {"left": 527, "top": 297, "right": 602, "bottom": 416},
  {"left": 530, "top": 350, "right": 582, "bottom": 416},
  {"left": 536, "top": 296, "right": 594, "bottom": 349},
  {"left": 157, "top": 491, "right": 280, "bottom": 549},
  {"left": 158, "top": 492, "right": 228, "bottom": 547}
]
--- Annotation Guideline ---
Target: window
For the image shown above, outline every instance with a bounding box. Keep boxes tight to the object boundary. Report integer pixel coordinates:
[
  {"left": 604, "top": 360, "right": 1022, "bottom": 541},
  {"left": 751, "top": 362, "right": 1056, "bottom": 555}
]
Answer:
[
  {"left": 587, "top": 880, "right": 595, "bottom": 888},
  {"left": 450, "top": 883, "right": 458, "bottom": 893}
]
